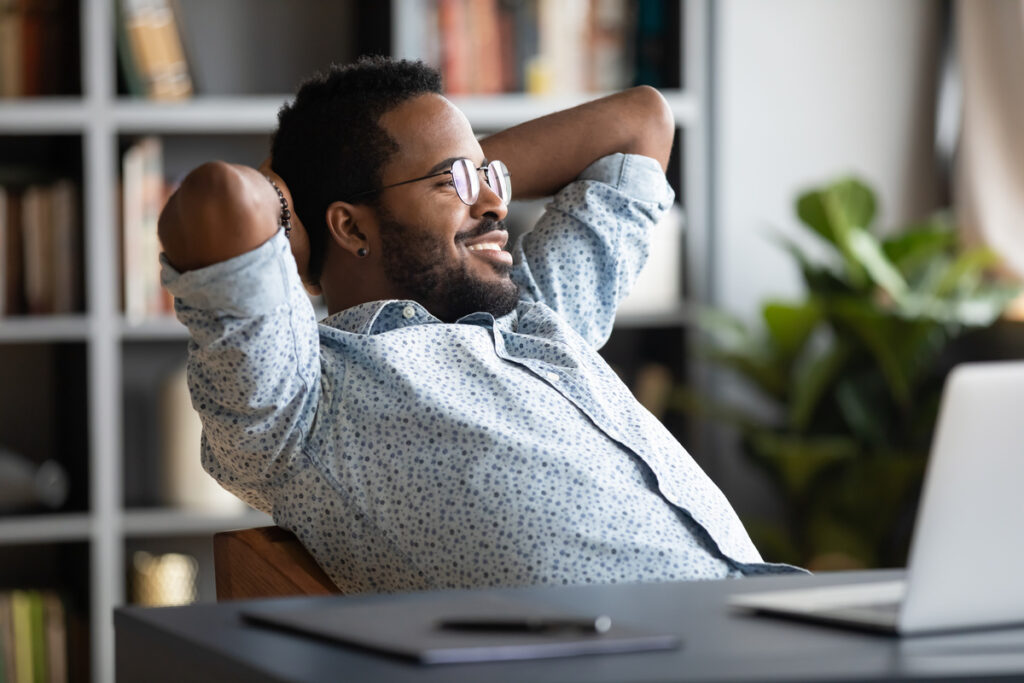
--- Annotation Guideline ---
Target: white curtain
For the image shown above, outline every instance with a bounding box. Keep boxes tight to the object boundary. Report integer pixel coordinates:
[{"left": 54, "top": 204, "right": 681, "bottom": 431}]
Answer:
[{"left": 955, "top": 0, "right": 1024, "bottom": 302}]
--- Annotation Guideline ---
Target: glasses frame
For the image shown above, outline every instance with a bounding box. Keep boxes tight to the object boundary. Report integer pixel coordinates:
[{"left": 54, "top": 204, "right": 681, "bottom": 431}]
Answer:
[{"left": 347, "top": 158, "right": 510, "bottom": 206}]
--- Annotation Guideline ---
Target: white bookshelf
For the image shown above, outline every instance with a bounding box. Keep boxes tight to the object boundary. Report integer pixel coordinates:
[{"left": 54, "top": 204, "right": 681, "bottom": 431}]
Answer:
[{"left": 0, "top": 1, "right": 710, "bottom": 680}]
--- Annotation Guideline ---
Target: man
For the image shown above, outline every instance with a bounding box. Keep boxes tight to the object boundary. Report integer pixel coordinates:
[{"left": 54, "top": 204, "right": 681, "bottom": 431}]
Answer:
[{"left": 159, "top": 57, "right": 801, "bottom": 593}]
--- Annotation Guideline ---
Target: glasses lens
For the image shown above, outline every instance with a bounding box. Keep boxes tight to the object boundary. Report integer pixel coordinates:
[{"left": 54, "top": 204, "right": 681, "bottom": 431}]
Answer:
[
  {"left": 487, "top": 160, "right": 511, "bottom": 204},
  {"left": 451, "top": 158, "right": 479, "bottom": 205}
]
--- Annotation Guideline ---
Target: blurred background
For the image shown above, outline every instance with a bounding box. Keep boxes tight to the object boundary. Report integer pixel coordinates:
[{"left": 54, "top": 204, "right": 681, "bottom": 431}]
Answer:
[{"left": 0, "top": 0, "right": 1022, "bottom": 680}]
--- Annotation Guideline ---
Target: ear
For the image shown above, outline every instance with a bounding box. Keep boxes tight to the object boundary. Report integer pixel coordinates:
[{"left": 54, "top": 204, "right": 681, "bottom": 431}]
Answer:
[{"left": 325, "top": 200, "right": 372, "bottom": 257}]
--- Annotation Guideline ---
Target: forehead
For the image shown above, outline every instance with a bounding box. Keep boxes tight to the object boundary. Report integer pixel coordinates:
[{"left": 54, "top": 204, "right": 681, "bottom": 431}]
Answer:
[{"left": 377, "top": 94, "right": 482, "bottom": 181}]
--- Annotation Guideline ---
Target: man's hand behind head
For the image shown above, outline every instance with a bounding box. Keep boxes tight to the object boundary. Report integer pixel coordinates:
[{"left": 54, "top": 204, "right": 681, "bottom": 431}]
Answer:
[{"left": 159, "top": 161, "right": 319, "bottom": 297}]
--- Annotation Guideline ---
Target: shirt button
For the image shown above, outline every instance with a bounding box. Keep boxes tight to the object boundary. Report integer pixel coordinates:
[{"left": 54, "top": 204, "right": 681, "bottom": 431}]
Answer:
[
  {"left": 402, "top": 305, "right": 416, "bottom": 319},
  {"left": 545, "top": 371, "right": 560, "bottom": 382}
]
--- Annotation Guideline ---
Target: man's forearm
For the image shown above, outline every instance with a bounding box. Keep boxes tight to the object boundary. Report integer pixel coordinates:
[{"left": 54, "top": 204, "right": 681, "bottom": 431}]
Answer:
[
  {"left": 159, "top": 162, "right": 280, "bottom": 272},
  {"left": 479, "top": 86, "right": 674, "bottom": 200}
]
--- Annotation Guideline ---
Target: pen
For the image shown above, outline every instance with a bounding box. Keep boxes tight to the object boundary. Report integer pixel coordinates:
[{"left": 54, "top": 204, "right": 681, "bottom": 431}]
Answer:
[{"left": 437, "top": 615, "right": 612, "bottom": 634}]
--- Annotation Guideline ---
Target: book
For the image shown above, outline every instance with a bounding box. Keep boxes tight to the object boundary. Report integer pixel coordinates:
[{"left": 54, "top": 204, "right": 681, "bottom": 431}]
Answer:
[
  {"left": 437, "top": 0, "right": 470, "bottom": 94},
  {"left": 48, "top": 179, "right": 79, "bottom": 314},
  {"left": 0, "top": 187, "right": 7, "bottom": 315},
  {"left": 0, "top": 593, "right": 13, "bottom": 683},
  {"left": 0, "top": 0, "right": 21, "bottom": 97},
  {"left": 42, "top": 595, "right": 65, "bottom": 683},
  {"left": 117, "top": 0, "right": 193, "bottom": 100},
  {"left": 11, "top": 180, "right": 80, "bottom": 316},
  {"left": 0, "top": 0, "right": 77, "bottom": 97},
  {"left": 0, "top": 592, "right": 66, "bottom": 683},
  {"left": 27, "top": 593, "right": 45, "bottom": 683},
  {"left": 20, "top": 183, "right": 52, "bottom": 315},
  {"left": 9, "top": 591, "right": 31, "bottom": 683},
  {"left": 2, "top": 188, "right": 24, "bottom": 315},
  {"left": 122, "top": 136, "right": 171, "bottom": 321}
]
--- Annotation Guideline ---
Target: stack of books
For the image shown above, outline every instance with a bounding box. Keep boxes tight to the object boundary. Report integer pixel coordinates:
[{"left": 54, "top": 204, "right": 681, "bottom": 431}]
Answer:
[
  {"left": 0, "top": 0, "right": 79, "bottom": 98},
  {"left": 0, "top": 590, "right": 67, "bottom": 683},
  {"left": 0, "top": 179, "right": 81, "bottom": 317},
  {"left": 408, "top": 0, "right": 666, "bottom": 94}
]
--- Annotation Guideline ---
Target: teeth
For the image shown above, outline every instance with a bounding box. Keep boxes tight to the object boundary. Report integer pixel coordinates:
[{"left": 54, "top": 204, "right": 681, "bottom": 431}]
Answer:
[{"left": 467, "top": 243, "right": 501, "bottom": 251}]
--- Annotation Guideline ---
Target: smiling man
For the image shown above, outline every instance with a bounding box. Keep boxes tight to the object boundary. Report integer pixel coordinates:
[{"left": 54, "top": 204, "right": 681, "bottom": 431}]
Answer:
[{"left": 158, "top": 57, "right": 801, "bottom": 593}]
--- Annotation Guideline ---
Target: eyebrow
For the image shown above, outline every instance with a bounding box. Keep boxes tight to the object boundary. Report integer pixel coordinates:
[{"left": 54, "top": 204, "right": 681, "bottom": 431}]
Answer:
[{"left": 425, "top": 156, "right": 489, "bottom": 175}]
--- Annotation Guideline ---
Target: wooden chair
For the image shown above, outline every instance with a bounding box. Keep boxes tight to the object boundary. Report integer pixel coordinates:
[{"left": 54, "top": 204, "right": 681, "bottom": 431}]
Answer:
[{"left": 213, "top": 526, "right": 342, "bottom": 601}]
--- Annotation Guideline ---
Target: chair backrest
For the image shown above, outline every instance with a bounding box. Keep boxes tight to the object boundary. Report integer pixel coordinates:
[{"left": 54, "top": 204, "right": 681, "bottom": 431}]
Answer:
[{"left": 213, "top": 526, "right": 341, "bottom": 601}]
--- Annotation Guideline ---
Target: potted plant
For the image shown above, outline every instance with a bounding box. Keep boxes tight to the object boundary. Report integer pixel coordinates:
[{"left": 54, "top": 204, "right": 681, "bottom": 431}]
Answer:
[{"left": 675, "top": 178, "right": 1020, "bottom": 569}]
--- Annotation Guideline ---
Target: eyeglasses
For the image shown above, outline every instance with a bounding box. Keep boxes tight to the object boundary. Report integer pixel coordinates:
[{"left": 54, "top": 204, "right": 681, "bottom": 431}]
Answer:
[{"left": 348, "top": 158, "right": 511, "bottom": 206}]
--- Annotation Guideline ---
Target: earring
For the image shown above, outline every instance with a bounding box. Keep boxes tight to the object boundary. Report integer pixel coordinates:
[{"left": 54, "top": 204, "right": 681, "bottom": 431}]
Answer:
[{"left": 357, "top": 247, "right": 368, "bottom": 258}]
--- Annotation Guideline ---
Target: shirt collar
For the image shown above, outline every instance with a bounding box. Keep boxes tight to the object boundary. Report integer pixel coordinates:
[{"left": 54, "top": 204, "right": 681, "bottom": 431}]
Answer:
[{"left": 323, "top": 300, "right": 518, "bottom": 335}]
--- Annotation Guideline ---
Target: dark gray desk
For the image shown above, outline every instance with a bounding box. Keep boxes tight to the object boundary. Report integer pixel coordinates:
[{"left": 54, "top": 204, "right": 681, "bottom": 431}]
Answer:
[{"left": 115, "top": 569, "right": 1024, "bottom": 682}]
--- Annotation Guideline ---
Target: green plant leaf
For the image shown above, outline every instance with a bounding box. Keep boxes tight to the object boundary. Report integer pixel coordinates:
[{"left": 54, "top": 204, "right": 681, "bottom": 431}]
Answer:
[
  {"left": 746, "top": 432, "right": 858, "bottom": 499},
  {"left": 882, "top": 220, "right": 956, "bottom": 279},
  {"left": 828, "top": 298, "right": 912, "bottom": 406},
  {"left": 932, "top": 247, "right": 1000, "bottom": 297},
  {"left": 788, "top": 339, "right": 851, "bottom": 432},
  {"left": 796, "top": 178, "right": 877, "bottom": 245},
  {"left": 694, "top": 307, "right": 753, "bottom": 351},
  {"left": 763, "top": 299, "right": 823, "bottom": 361},
  {"left": 834, "top": 375, "right": 888, "bottom": 445},
  {"left": 769, "top": 232, "right": 853, "bottom": 295},
  {"left": 705, "top": 348, "right": 789, "bottom": 400},
  {"left": 846, "top": 227, "right": 908, "bottom": 299}
]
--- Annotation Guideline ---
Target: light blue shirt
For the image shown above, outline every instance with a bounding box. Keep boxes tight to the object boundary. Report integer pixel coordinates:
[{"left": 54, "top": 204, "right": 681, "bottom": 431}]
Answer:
[{"left": 162, "top": 153, "right": 801, "bottom": 593}]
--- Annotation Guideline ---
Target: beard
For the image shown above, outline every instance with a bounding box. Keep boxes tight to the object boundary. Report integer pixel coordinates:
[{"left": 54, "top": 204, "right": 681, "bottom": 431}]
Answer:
[{"left": 377, "top": 212, "right": 520, "bottom": 323}]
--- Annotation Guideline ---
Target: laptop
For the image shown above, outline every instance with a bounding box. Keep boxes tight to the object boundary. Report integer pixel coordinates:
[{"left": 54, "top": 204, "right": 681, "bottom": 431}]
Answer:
[{"left": 730, "top": 361, "right": 1024, "bottom": 636}]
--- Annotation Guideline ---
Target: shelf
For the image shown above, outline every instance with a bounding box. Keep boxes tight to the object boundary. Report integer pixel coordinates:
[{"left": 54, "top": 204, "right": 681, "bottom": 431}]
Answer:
[
  {"left": 0, "top": 315, "right": 91, "bottom": 342},
  {"left": 122, "top": 507, "right": 272, "bottom": 537},
  {"left": 120, "top": 316, "right": 189, "bottom": 341},
  {"left": 107, "top": 90, "right": 698, "bottom": 136},
  {"left": 0, "top": 512, "right": 92, "bottom": 545},
  {"left": 114, "top": 96, "right": 285, "bottom": 134},
  {"left": 0, "top": 98, "right": 88, "bottom": 132},
  {"left": 451, "top": 90, "right": 698, "bottom": 130}
]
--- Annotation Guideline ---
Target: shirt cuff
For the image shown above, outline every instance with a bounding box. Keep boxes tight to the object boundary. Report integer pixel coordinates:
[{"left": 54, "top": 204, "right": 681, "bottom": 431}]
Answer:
[
  {"left": 160, "top": 229, "right": 292, "bottom": 316},
  {"left": 577, "top": 153, "right": 674, "bottom": 207}
]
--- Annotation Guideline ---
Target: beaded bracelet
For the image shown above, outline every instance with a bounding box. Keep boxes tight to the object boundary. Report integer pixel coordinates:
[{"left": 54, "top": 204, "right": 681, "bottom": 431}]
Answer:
[{"left": 263, "top": 174, "right": 292, "bottom": 238}]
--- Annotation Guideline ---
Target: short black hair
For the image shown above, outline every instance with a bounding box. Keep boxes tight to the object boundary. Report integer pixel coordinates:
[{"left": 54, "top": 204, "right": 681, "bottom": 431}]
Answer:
[{"left": 271, "top": 56, "right": 442, "bottom": 284}]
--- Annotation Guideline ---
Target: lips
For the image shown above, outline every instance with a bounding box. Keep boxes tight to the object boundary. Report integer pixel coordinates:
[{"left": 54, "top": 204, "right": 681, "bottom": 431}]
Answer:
[
  {"left": 462, "top": 229, "right": 512, "bottom": 266},
  {"left": 462, "top": 229, "right": 509, "bottom": 251}
]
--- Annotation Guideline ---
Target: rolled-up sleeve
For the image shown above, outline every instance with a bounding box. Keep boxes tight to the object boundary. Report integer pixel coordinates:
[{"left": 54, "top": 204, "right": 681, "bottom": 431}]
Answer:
[
  {"left": 160, "top": 230, "right": 322, "bottom": 511},
  {"left": 511, "top": 153, "right": 674, "bottom": 348}
]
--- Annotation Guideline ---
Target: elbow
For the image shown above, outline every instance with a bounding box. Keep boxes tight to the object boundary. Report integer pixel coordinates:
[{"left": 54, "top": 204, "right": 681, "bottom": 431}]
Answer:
[{"left": 625, "top": 85, "right": 675, "bottom": 171}]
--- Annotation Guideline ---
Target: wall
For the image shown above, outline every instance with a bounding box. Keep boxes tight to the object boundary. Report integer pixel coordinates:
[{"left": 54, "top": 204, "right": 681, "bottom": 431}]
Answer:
[
  {"left": 708, "top": 0, "right": 944, "bottom": 518},
  {"left": 713, "top": 0, "right": 943, "bottom": 320}
]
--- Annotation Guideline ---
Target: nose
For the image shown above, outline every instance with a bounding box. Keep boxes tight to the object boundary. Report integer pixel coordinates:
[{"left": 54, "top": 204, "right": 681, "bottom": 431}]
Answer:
[{"left": 469, "top": 174, "right": 508, "bottom": 221}]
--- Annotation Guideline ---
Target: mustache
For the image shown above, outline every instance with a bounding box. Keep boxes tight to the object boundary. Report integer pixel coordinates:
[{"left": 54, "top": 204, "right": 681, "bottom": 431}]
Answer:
[{"left": 456, "top": 218, "right": 506, "bottom": 243}]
